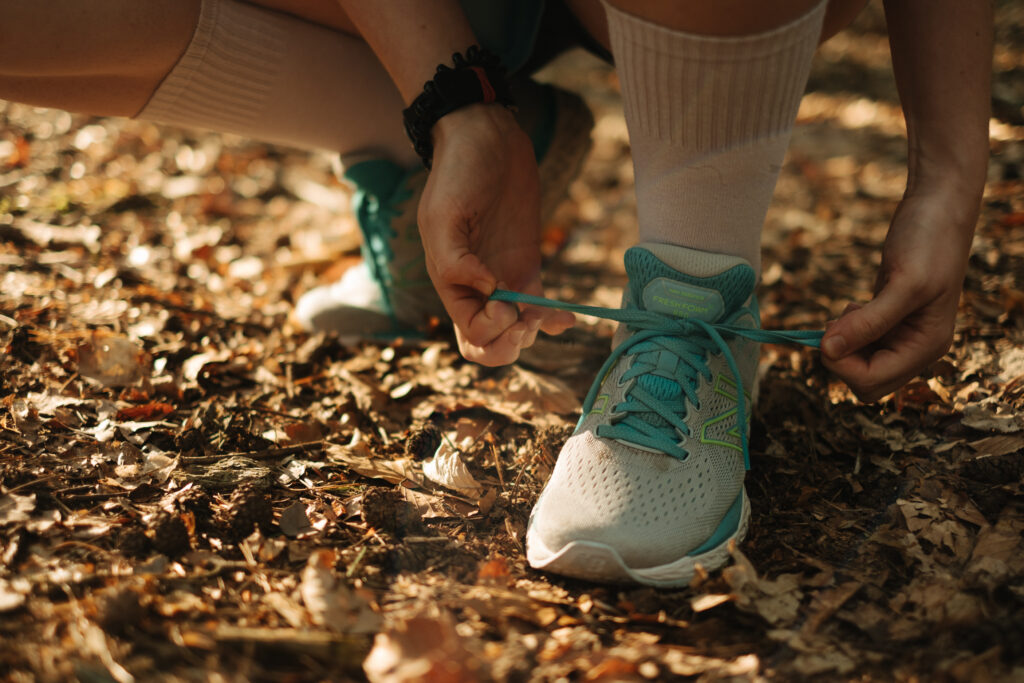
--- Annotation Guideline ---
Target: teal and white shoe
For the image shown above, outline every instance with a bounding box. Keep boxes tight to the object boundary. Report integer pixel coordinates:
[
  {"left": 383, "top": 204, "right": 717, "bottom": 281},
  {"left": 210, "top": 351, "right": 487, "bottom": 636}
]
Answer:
[
  {"left": 294, "top": 84, "right": 594, "bottom": 336},
  {"left": 293, "top": 159, "right": 436, "bottom": 335},
  {"left": 526, "top": 243, "right": 763, "bottom": 587}
]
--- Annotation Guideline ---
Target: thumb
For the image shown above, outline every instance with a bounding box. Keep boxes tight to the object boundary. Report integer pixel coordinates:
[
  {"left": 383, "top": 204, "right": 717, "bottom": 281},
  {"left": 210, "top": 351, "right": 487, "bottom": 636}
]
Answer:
[
  {"left": 428, "top": 247, "right": 497, "bottom": 298},
  {"left": 822, "top": 284, "right": 916, "bottom": 360}
]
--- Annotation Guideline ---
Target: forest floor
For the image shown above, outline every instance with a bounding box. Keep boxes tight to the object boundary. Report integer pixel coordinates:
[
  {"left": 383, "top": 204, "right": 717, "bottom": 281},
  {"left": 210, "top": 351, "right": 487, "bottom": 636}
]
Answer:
[{"left": 2, "top": 4, "right": 1024, "bottom": 681}]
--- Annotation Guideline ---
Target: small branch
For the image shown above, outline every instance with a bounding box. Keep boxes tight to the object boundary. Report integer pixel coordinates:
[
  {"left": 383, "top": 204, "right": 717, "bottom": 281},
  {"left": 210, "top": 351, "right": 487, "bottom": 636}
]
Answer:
[{"left": 181, "top": 441, "right": 325, "bottom": 464}]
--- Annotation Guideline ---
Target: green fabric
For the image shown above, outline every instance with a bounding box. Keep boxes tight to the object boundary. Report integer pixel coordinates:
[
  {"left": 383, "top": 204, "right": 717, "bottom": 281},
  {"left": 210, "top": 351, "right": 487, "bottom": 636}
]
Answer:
[
  {"left": 460, "top": 0, "right": 546, "bottom": 74},
  {"left": 528, "top": 84, "right": 559, "bottom": 162}
]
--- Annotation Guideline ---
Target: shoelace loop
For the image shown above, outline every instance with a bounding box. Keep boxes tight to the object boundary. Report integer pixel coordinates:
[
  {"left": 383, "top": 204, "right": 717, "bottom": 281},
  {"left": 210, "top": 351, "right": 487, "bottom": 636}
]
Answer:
[{"left": 490, "top": 289, "right": 823, "bottom": 469}]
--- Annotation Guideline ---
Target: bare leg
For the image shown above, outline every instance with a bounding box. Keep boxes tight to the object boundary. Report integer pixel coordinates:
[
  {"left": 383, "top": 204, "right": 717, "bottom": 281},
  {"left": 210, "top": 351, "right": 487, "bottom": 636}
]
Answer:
[
  {"left": 0, "top": 0, "right": 416, "bottom": 163},
  {"left": 565, "top": 0, "right": 869, "bottom": 49},
  {"left": 246, "top": 0, "right": 357, "bottom": 34},
  {"left": 0, "top": 0, "right": 201, "bottom": 115}
]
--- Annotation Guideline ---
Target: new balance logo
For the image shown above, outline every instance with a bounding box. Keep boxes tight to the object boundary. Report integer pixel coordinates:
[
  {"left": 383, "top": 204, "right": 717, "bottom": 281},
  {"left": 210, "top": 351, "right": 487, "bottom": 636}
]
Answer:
[{"left": 699, "top": 374, "right": 750, "bottom": 452}]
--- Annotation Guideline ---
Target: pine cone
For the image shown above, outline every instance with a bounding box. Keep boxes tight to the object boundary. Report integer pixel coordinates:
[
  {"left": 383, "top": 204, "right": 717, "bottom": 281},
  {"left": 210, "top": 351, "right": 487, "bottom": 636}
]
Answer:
[
  {"left": 176, "top": 485, "right": 215, "bottom": 532},
  {"left": 405, "top": 422, "right": 441, "bottom": 460},
  {"left": 149, "top": 511, "right": 191, "bottom": 558},
  {"left": 98, "top": 589, "right": 145, "bottom": 636},
  {"left": 219, "top": 483, "right": 273, "bottom": 542},
  {"left": 362, "top": 486, "right": 422, "bottom": 537},
  {"left": 174, "top": 427, "right": 205, "bottom": 455},
  {"left": 117, "top": 526, "right": 151, "bottom": 558}
]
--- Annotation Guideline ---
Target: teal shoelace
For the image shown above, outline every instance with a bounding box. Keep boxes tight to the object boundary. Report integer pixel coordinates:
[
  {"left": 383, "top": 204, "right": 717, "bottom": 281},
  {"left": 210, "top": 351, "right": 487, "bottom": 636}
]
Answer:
[{"left": 490, "top": 289, "right": 824, "bottom": 469}]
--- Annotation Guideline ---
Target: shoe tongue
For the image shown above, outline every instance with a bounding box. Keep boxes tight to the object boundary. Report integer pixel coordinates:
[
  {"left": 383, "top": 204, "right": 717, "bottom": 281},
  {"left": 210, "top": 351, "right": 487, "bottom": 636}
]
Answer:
[
  {"left": 624, "top": 243, "right": 755, "bottom": 323},
  {"left": 619, "top": 244, "right": 756, "bottom": 436}
]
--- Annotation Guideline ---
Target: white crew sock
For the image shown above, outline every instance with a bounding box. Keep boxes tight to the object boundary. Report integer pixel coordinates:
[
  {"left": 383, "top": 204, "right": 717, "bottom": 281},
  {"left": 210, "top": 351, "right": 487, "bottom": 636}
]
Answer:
[
  {"left": 138, "top": 0, "right": 418, "bottom": 166},
  {"left": 605, "top": 1, "right": 827, "bottom": 274}
]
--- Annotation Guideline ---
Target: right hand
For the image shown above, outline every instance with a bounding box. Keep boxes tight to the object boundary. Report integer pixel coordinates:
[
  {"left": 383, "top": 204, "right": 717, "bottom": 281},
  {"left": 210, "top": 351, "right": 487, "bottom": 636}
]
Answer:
[
  {"left": 417, "top": 104, "right": 574, "bottom": 366},
  {"left": 821, "top": 188, "right": 977, "bottom": 402}
]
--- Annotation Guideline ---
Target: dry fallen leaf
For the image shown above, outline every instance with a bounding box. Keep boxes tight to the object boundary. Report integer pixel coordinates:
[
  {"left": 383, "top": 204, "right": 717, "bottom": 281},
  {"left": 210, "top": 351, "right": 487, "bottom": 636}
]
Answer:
[
  {"left": 363, "top": 613, "right": 480, "bottom": 683},
  {"left": 422, "top": 443, "right": 483, "bottom": 498},
  {"left": 300, "top": 549, "right": 380, "bottom": 635},
  {"left": 77, "top": 332, "right": 150, "bottom": 387}
]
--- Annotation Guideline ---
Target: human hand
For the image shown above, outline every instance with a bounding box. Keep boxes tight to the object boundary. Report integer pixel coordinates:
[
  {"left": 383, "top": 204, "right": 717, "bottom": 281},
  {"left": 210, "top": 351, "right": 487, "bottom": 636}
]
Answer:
[
  {"left": 821, "top": 189, "right": 979, "bottom": 402},
  {"left": 417, "top": 104, "right": 574, "bottom": 365}
]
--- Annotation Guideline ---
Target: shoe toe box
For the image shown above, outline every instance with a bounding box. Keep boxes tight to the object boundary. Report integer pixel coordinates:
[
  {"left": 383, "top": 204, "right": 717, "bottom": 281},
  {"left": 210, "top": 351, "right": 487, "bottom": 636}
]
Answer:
[{"left": 527, "top": 430, "right": 744, "bottom": 573}]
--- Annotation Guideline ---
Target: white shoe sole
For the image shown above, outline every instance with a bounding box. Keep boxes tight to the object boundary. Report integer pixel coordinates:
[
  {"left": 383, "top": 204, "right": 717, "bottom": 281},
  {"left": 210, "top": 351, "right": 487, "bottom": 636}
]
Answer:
[{"left": 527, "top": 489, "right": 750, "bottom": 588}]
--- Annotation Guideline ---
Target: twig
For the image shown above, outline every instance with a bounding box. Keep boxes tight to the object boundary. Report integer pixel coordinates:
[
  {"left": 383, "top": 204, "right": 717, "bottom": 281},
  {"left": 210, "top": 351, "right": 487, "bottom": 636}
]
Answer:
[
  {"left": 4, "top": 474, "right": 59, "bottom": 494},
  {"left": 132, "top": 294, "right": 271, "bottom": 333},
  {"left": 510, "top": 447, "right": 535, "bottom": 505},
  {"left": 51, "top": 540, "right": 114, "bottom": 558},
  {"left": 181, "top": 441, "right": 325, "bottom": 464},
  {"left": 62, "top": 492, "right": 129, "bottom": 504},
  {"left": 490, "top": 443, "right": 506, "bottom": 490},
  {"left": 346, "top": 546, "right": 368, "bottom": 578},
  {"left": 208, "top": 626, "right": 367, "bottom": 659},
  {"left": 227, "top": 404, "right": 308, "bottom": 421}
]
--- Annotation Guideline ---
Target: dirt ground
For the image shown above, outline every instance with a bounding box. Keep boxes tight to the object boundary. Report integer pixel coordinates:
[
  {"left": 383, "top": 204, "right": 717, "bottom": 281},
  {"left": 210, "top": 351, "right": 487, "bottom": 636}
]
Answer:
[{"left": 2, "top": 3, "right": 1024, "bottom": 681}]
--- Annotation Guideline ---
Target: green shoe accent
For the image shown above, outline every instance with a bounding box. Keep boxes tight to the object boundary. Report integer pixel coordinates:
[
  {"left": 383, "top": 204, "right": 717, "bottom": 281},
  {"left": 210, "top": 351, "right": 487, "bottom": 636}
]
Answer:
[{"left": 342, "top": 159, "right": 419, "bottom": 323}]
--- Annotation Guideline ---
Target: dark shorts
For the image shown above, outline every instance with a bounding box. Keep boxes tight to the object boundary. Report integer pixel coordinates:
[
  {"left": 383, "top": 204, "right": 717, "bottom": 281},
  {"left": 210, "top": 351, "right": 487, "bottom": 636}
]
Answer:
[{"left": 460, "top": 0, "right": 612, "bottom": 76}]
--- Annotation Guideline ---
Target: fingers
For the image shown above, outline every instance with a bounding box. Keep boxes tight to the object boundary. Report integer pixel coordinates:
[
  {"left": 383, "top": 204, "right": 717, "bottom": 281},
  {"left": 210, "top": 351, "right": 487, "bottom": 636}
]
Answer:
[
  {"left": 427, "top": 240, "right": 577, "bottom": 364},
  {"left": 429, "top": 250, "right": 518, "bottom": 346},
  {"left": 445, "top": 278, "right": 576, "bottom": 366},
  {"left": 821, "top": 285, "right": 918, "bottom": 362},
  {"left": 455, "top": 318, "right": 533, "bottom": 366},
  {"left": 821, "top": 282, "right": 955, "bottom": 402},
  {"left": 430, "top": 248, "right": 498, "bottom": 305},
  {"left": 822, "top": 339, "right": 939, "bottom": 403},
  {"left": 519, "top": 278, "right": 575, "bottom": 338},
  {"left": 443, "top": 286, "right": 520, "bottom": 347},
  {"left": 427, "top": 253, "right": 538, "bottom": 366}
]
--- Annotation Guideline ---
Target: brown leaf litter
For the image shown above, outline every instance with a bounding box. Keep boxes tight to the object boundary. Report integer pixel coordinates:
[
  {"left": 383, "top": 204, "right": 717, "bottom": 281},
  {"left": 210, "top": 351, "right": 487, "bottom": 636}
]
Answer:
[{"left": 2, "top": 5, "right": 1024, "bottom": 681}]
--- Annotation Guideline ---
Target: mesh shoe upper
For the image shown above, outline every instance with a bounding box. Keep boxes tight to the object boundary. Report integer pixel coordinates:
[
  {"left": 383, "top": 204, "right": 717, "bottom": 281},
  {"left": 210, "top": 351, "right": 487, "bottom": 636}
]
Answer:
[{"left": 527, "top": 243, "right": 760, "bottom": 570}]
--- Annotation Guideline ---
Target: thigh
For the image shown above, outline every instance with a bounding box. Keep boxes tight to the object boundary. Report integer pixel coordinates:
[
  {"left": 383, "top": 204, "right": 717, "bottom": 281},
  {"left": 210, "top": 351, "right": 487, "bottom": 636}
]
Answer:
[
  {"left": 0, "top": 0, "right": 201, "bottom": 77},
  {"left": 821, "top": 0, "right": 870, "bottom": 42},
  {"left": 0, "top": 0, "right": 201, "bottom": 115},
  {"left": 243, "top": 0, "right": 359, "bottom": 35},
  {"left": 563, "top": 0, "right": 610, "bottom": 53},
  {"left": 564, "top": 0, "right": 869, "bottom": 52}
]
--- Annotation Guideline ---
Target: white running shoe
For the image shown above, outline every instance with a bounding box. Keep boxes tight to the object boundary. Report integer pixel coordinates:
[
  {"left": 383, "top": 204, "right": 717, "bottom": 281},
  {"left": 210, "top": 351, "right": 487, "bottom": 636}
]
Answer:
[
  {"left": 294, "top": 84, "right": 594, "bottom": 336},
  {"left": 526, "top": 242, "right": 761, "bottom": 587}
]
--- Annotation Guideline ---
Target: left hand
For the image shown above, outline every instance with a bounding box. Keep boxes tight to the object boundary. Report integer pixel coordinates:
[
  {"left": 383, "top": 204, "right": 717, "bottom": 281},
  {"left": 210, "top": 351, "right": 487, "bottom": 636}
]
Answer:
[{"left": 821, "top": 188, "right": 978, "bottom": 402}]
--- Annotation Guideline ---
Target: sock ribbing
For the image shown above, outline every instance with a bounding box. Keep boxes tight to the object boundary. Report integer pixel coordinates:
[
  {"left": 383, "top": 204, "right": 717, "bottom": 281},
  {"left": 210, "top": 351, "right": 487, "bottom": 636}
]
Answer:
[
  {"left": 603, "top": 1, "right": 827, "bottom": 274},
  {"left": 135, "top": 0, "right": 416, "bottom": 164},
  {"left": 606, "top": 2, "right": 826, "bottom": 152},
  {"left": 138, "top": 0, "right": 284, "bottom": 130}
]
